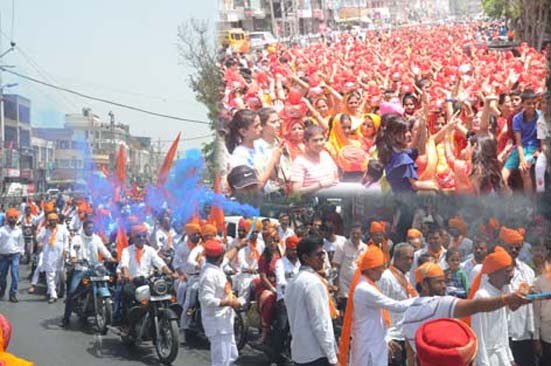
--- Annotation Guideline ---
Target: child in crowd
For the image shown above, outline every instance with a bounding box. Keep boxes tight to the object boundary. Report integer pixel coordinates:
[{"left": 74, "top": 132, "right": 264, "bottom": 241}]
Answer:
[{"left": 444, "top": 248, "right": 469, "bottom": 298}]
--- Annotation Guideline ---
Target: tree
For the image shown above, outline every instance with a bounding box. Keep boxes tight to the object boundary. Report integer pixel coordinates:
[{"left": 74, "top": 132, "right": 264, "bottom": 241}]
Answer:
[
  {"left": 482, "top": 0, "right": 550, "bottom": 51},
  {"left": 177, "top": 19, "right": 222, "bottom": 179}
]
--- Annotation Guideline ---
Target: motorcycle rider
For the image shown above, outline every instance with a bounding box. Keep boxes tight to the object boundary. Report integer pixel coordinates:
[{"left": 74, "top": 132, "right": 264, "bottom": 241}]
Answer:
[
  {"left": 199, "top": 239, "right": 245, "bottom": 366},
  {"left": 119, "top": 224, "right": 177, "bottom": 332},
  {"left": 60, "top": 219, "right": 115, "bottom": 327}
]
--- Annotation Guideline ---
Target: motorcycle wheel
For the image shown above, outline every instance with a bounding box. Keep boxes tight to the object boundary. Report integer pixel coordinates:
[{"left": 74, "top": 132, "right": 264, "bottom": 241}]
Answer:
[
  {"left": 96, "top": 298, "right": 113, "bottom": 335},
  {"left": 234, "top": 309, "right": 249, "bottom": 351},
  {"left": 155, "top": 317, "right": 179, "bottom": 365}
]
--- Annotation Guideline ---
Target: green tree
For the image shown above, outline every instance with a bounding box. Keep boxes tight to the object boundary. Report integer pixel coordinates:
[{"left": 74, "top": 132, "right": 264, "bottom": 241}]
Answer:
[{"left": 177, "top": 19, "right": 222, "bottom": 180}]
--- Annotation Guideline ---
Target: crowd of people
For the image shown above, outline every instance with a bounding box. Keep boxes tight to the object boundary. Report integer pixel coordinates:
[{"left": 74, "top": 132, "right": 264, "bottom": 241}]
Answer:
[
  {"left": 2, "top": 193, "right": 550, "bottom": 365},
  {"left": 218, "top": 21, "right": 550, "bottom": 197}
]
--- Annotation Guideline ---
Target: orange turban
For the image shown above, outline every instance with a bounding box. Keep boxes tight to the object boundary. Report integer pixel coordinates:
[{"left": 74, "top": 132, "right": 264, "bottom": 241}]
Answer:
[
  {"left": 5, "top": 208, "right": 19, "bottom": 219},
  {"left": 339, "top": 247, "right": 386, "bottom": 366},
  {"left": 204, "top": 239, "right": 225, "bottom": 257},
  {"left": 448, "top": 216, "right": 467, "bottom": 235},
  {"left": 201, "top": 224, "right": 217, "bottom": 237},
  {"left": 286, "top": 236, "right": 300, "bottom": 250},
  {"left": 488, "top": 218, "right": 500, "bottom": 230},
  {"left": 46, "top": 213, "right": 59, "bottom": 221},
  {"left": 131, "top": 224, "right": 148, "bottom": 236},
  {"left": 416, "top": 318, "right": 478, "bottom": 366},
  {"left": 238, "top": 218, "right": 249, "bottom": 230},
  {"left": 43, "top": 201, "right": 55, "bottom": 214},
  {"left": 465, "top": 246, "right": 512, "bottom": 324},
  {"left": 415, "top": 262, "right": 445, "bottom": 284},
  {"left": 370, "top": 221, "right": 385, "bottom": 234},
  {"left": 0, "top": 314, "right": 12, "bottom": 352},
  {"left": 184, "top": 223, "right": 201, "bottom": 234},
  {"left": 407, "top": 228, "right": 423, "bottom": 239},
  {"left": 499, "top": 226, "right": 525, "bottom": 245}
]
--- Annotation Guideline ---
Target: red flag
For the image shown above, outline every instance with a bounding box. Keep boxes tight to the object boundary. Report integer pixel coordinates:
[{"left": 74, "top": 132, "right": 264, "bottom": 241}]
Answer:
[
  {"left": 157, "top": 132, "right": 181, "bottom": 186},
  {"left": 116, "top": 227, "right": 129, "bottom": 262},
  {"left": 208, "top": 175, "right": 225, "bottom": 233}
]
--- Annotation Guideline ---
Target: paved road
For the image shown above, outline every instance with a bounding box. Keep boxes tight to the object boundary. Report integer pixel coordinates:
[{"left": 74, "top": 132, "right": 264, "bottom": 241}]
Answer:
[{"left": 1, "top": 264, "right": 269, "bottom": 366}]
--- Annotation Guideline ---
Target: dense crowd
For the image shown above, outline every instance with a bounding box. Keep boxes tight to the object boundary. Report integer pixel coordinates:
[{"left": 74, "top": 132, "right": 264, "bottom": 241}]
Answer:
[
  {"left": 218, "top": 22, "right": 550, "bottom": 197},
  {"left": 1, "top": 194, "right": 550, "bottom": 365}
]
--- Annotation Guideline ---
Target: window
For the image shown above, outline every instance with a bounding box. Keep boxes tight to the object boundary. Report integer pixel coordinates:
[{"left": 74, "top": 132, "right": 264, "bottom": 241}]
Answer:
[
  {"left": 19, "top": 129, "right": 31, "bottom": 147},
  {"left": 18, "top": 105, "right": 30, "bottom": 124},
  {"left": 3, "top": 99, "right": 17, "bottom": 120}
]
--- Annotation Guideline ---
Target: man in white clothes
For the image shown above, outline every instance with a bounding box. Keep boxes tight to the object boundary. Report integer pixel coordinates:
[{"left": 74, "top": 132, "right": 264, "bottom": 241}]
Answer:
[
  {"left": 502, "top": 230, "right": 537, "bottom": 366},
  {"left": 333, "top": 223, "right": 367, "bottom": 311},
  {"left": 272, "top": 235, "right": 301, "bottom": 364},
  {"left": 0, "top": 208, "right": 25, "bottom": 302},
  {"left": 285, "top": 236, "right": 337, "bottom": 366},
  {"left": 154, "top": 214, "right": 176, "bottom": 252},
  {"left": 199, "top": 239, "right": 245, "bottom": 366},
  {"left": 277, "top": 213, "right": 295, "bottom": 242},
  {"left": 378, "top": 243, "right": 418, "bottom": 366},
  {"left": 410, "top": 226, "right": 447, "bottom": 285},
  {"left": 61, "top": 219, "right": 114, "bottom": 327},
  {"left": 34, "top": 212, "right": 70, "bottom": 303},
  {"left": 322, "top": 221, "right": 346, "bottom": 264},
  {"left": 461, "top": 234, "right": 489, "bottom": 286}
]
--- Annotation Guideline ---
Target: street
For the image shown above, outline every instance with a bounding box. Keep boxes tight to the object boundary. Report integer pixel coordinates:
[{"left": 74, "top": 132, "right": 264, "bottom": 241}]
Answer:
[{"left": 1, "top": 264, "right": 269, "bottom": 366}]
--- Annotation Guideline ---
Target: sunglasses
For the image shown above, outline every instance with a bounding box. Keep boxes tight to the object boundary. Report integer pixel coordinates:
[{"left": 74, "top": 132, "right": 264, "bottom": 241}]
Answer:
[{"left": 135, "top": 234, "right": 148, "bottom": 239}]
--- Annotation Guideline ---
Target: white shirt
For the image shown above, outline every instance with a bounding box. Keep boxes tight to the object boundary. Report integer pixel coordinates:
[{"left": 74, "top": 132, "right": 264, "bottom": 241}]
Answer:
[
  {"left": 323, "top": 235, "right": 346, "bottom": 254},
  {"left": 277, "top": 226, "right": 295, "bottom": 242},
  {"left": 173, "top": 238, "right": 194, "bottom": 275},
  {"left": 236, "top": 242, "right": 265, "bottom": 272},
  {"left": 471, "top": 277, "right": 514, "bottom": 366},
  {"left": 333, "top": 240, "right": 367, "bottom": 297},
  {"left": 534, "top": 272, "right": 551, "bottom": 343},
  {"left": 198, "top": 262, "right": 236, "bottom": 338},
  {"left": 0, "top": 225, "right": 24, "bottom": 255},
  {"left": 461, "top": 255, "right": 479, "bottom": 285},
  {"left": 285, "top": 266, "right": 337, "bottom": 364},
  {"left": 36, "top": 225, "right": 70, "bottom": 272},
  {"left": 401, "top": 295, "right": 459, "bottom": 352},
  {"left": 154, "top": 228, "right": 176, "bottom": 251},
  {"left": 518, "top": 242, "right": 533, "bottom": 266},
  {"left": 449, "top": 236, "right": 473, "bottom": 261},
  {"left": 274, "top": 256, "right": 301, "bottom": 301},
  {"left": 186, "top": 245, "right": 205, "bottom": 275},
  {"left": 351, "top": 277, "right": 411, "bottom": 366},
  {"left": 410, "top": 247, "right": 447, "bottom": 284},
  {"left": 70, "top": 233, "right": 112, "bottom": 270},
  {"left": 378, "top": 268, "right": 418, "bottom": 341},
  {"left": 507, "top": 259, "right": 536, "bottom": 341},
  {"left": 120, "top": 245, "right": 166, "bottom": 278}
]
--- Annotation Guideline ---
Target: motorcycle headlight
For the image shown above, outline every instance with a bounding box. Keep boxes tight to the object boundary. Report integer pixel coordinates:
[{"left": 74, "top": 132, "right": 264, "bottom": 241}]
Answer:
[
  {"left": 94, "top": 265, "right": 107, "bottom": 276},
  {"left": 152, "top": 279, "right": 168, "bottom": 296}
]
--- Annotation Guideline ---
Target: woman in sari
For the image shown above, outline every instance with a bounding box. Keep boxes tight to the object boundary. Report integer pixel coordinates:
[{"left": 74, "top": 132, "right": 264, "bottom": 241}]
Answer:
[{"left": 284, "top": 118, "right": 306, "bottom": 161}]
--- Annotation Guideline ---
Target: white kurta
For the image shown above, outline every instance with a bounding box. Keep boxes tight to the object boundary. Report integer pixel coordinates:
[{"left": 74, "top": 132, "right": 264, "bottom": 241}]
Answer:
[
  {"left": 471, "top": 277, "right": 514, "bottom": 366},
  {"left": 507, "top": 260, "right": 536, "bottom": 341},
  {"left": 350, "top": 277, "right": 411, "bottom": 366},
  {"left": 333, "top": 240, "right": 367, "bottom": 298},
  {"left": 37, "top": 225, "right": 70, "bottom": 272}
]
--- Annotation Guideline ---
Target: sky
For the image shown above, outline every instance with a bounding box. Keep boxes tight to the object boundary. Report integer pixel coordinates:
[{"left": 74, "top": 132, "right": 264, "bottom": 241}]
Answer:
[{"left": 0, "top": 0, "right": 217, "bottom": 151}]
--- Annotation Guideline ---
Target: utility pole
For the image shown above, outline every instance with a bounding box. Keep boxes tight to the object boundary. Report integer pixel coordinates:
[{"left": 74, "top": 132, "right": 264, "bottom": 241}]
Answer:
[{"left": 268, "top": 0, "right": 278, "bottom": 37}]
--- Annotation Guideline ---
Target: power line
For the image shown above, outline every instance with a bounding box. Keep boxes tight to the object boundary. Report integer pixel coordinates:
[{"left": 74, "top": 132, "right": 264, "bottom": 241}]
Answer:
[{"left": 1, "top": 67, "right": 212, "bottom": 126}]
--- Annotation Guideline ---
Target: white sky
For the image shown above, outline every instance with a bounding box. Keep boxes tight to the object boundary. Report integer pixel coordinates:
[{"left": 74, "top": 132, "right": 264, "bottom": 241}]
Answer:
[{"left": 0, "top": 0, "right": 217, "bottom": 151}]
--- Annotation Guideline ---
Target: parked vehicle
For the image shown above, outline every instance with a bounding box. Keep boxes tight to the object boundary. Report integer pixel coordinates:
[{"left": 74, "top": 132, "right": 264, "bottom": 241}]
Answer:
[
  {"left": 248, "top": 31, "right": 277, "bottom": 50},
  {"left": 120, "top": 272, "right": 181, "bottom": 365}
]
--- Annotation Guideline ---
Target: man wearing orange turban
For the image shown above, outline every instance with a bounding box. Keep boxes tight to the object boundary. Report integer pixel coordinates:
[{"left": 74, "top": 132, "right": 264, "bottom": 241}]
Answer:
[
  {"left": 31, "top": 211, "right": 69, "bottom": 302},
  {"left": 0, "top": 208, "right": 24, "bottom": 302},
  {"left": 201, "top": 223, "right": 218, "bottom": 241},
  {"left": 339, "top": 247, "right": 411, "bottom": 366},
  {"left": 469, "top": 246, "right": 521, "bottom": 366},
  {"left": 448, "top": 216, "right": 473, "bottom": 261},
  {"left": 0, "top": 314, "right": 33, "bottom": 365},
  {"left": 416, "top": 318, "right": 477, "bottom": 366},
  {"left": 407, "top": 228, "right": 424, "bottom": 250},
  {"left": 500, "top": 226, "right": 537, "bottom": 366},
  {"left": 401, "top": 259, "right": 531, "bottom": 357}
]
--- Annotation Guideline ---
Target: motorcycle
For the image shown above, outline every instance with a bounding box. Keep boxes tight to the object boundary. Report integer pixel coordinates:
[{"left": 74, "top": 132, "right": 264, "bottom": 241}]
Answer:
[
  {"left": 184, "top": 270, "right": 249, "bottom": 351},
  {"left": 120, "top": 272, "right": 181, "bottom": 365},
  {"left": 68, "top": 256, "right": 114, "bottom": 335}
]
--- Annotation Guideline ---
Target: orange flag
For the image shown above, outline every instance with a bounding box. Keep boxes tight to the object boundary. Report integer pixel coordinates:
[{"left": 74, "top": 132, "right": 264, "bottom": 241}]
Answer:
[
  {"left": 208, "top": 175, "right": 225, "bottom": 233},
  {"left": 115, "top": 227, "right": 129, "bottom": 262},
  {"left": 157, "top": 132, "right": 181, "bottom": 186}
]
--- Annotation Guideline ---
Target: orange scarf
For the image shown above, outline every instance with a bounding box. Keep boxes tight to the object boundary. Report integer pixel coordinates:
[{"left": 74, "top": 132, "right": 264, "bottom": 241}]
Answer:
[
  {"left": 248, "top": 240, "right": 260, "bottom": 261},
  {"left": 48, "top": 226, "right": 58, "bottom": 247},
  {"left": 135, "top": 246, "right": 143, "bottom": 265},
  {"left": 224, "top": 281, "right": 234, "bottom": 300},
  {"left": 389, "top": 265, "right": 418, "bottom": 298},
  {"left": 318, "top": 274, "right": 339, "bottom": 320},
  {"left": 339, "top": 272, "right": 390, "bottom": 366}
]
